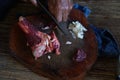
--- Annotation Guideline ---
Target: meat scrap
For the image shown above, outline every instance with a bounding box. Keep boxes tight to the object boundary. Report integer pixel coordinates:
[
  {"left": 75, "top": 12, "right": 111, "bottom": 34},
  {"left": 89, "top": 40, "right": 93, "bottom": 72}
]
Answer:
[
  {"left": 73, "top": 49, "right": 86, "bottom": 62},
  {"left": 18, "top": 16, "right": 60, "bottom": 60}
]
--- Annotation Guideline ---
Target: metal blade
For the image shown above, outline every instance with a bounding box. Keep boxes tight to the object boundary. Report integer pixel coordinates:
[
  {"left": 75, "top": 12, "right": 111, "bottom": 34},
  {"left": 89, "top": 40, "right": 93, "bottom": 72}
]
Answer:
[{"left": 37, "top": 0, "right": 68, "bottom": 35}]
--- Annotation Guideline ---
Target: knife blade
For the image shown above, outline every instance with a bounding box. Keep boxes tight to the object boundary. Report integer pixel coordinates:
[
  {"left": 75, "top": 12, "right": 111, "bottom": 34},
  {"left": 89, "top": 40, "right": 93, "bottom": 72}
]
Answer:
[{"left": 36, "top": 0, "right": 69, "bottom": 35}]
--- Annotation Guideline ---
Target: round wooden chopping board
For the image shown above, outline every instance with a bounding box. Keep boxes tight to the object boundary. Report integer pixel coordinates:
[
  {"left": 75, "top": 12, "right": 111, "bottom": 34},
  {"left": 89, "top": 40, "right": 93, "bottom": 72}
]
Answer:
[{"left": 9, "top": 8, "right": 97, "bottom": 80}]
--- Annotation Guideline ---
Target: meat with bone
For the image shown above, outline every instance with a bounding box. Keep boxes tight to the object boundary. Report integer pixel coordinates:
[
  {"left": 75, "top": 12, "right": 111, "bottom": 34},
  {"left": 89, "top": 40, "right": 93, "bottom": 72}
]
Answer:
[
  {"left": 48, "top": 0, "right": 73, "bottom": 22},
  {"left": 18, "top": 16, "right": 60, "bottom": 60}
]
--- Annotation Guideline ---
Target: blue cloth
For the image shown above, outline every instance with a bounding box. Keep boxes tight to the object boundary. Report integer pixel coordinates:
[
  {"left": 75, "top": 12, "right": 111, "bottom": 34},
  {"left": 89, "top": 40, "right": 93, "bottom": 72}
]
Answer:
[
  {"left": 73, "top": 4, "right": 120, "bottom": 56},
  {"left": 90, "top": 25, "right": 120, "bottom": 56},
  {"left": 73, "top": 3, "right": 91, "bottom": 18}
]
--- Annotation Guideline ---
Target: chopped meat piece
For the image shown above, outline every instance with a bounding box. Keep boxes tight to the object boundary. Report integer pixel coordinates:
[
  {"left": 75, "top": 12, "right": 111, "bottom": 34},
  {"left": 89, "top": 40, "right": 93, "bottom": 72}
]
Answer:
[
  {"left": 66, "top": 41, "right": 72, "bottom": 45},
  {"left": 48, "top": 55, "right": 51, "bottom": 60},
  {"left": 73, "top": 49, "right": 86, "bottom": 62},
  {"left": 48, "top": 0, "right": 73, "bottom": 22},
  {"left": 50, "top": 31, "right": 60, "bottom": 55},
  {"left": 18, "top": 16, "right": 60, "bottom": 60}
]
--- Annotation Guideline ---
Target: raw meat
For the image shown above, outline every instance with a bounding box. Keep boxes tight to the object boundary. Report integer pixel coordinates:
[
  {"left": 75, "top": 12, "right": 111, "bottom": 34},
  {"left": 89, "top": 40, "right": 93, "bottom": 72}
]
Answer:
[
  {"left": 18, "top": 16, "right": 60, "bottom": 60},
  {"left": 73, "top": 49, "right": 86, "bottom": 62}
]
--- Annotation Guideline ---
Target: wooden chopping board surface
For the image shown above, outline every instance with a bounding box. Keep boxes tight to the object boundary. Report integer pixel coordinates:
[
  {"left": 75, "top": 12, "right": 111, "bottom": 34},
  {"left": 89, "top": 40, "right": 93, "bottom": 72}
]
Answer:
[{"left": 9, "top": 8, "right": 97, "bottom": 80}]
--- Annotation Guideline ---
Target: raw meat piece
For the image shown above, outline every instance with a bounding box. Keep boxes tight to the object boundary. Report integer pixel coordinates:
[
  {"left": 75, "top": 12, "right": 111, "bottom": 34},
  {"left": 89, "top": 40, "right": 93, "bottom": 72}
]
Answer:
[
  {"left": 18, "top": 16, "right": 60, "bottom": 60},
  {"left": 73, "top": 49, "right": 86, "bottom": 62}
]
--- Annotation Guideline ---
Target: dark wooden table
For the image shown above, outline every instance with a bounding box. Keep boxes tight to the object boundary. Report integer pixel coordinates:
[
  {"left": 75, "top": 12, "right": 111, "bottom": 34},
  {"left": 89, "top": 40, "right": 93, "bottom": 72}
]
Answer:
[{"left": 0, "top": 0, "right": 120, "bottom": 80}]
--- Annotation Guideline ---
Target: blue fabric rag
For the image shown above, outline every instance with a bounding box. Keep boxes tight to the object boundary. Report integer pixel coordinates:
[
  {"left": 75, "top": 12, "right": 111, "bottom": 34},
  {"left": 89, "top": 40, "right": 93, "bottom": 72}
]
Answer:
[
  {"left": 73, "top": 3, "right": 120, "bottom": 56},
  {"left": 73, "top": 3, "right": 91, "bottom": 18}
]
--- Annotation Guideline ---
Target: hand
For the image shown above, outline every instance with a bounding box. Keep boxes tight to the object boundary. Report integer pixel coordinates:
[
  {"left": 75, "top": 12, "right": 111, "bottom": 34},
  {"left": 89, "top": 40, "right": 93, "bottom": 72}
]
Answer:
[
  {"left": 48, "top": 0, "right": 73, "bottom": 22},
  {"left": 22, "top": 0, "right": 73, "bottom": 22},
  {"left": 22, "top": 0, "right": 37, "bottom": 6}
]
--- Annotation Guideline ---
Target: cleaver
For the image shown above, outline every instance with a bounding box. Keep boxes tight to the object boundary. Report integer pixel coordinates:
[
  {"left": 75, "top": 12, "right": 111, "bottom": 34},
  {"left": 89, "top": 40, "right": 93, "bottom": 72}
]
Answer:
[{"left": 36, "top": 0, "right": 70, "bottom": 36}]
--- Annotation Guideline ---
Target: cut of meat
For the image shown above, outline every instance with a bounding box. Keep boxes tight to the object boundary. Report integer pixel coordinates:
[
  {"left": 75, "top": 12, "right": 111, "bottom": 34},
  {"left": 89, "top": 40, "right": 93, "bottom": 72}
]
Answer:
[
  {"left": 18, "top": 16, "right": 60, "bottom": 60},
  {"left": 73, "top": 49, "right": 86, "bottom": 62},
  {"left": 50, "top": 31, "right": 60, "bottom": 55}
]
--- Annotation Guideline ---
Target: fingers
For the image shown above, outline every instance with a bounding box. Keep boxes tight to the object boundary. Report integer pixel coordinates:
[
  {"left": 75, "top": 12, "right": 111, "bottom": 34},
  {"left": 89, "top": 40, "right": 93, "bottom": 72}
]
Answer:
[
  {"left": 22, "top": 0, "right": 37, "bottom": 6},
  {"left": 30, "top": 0, "right": 37, "bottom": 6}
]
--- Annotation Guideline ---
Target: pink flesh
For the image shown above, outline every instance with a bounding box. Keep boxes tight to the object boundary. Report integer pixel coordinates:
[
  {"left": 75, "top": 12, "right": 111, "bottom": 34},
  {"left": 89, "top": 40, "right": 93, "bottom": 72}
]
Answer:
[
  {"left": 50, "top": 32, "right": 60, "bottom": 55},
  {"left": 73, "top": 49, "right": 86, "bottom": 62},
  {"left": 18, "top": 16, "right": 61, "bottom": 59}
]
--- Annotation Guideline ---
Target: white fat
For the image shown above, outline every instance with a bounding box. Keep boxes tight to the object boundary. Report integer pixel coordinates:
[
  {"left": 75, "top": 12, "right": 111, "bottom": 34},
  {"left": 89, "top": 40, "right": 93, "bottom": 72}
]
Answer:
[
  {"left": 33, "top": 45, "right": 46, "bottom": 58},
  {"left": 66, "top": 41, "right": 72, "bottom": 45},
  {"left": 69, "top": 21, "right": 87, "bottom": 39},
  {"left": 78, "top": 32, "right": 84, "bottom": 39},
  {"left": 19, "top": 16, "right": 24, "bottom": 22},
  {"left": 51, "top": 38, "right": 56, "bottom": 42},
  {"left": 26, "top": 42, "right": 29, "bottom": 46},
  {"left": 41, "top": 26, "right": 50, "bottom": 30},
  {"left": 48, "top": 55, "right": 51, "bottom": 60},
  {"left": 69, "top": 31, "right": 76, "bottom": 39}
]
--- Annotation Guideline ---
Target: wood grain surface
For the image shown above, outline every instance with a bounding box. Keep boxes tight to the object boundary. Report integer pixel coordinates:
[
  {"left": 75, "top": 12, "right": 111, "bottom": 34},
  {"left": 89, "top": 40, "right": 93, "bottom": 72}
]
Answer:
[{"left": 0, "top": 0, "right": 120, "bottom": 80}]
